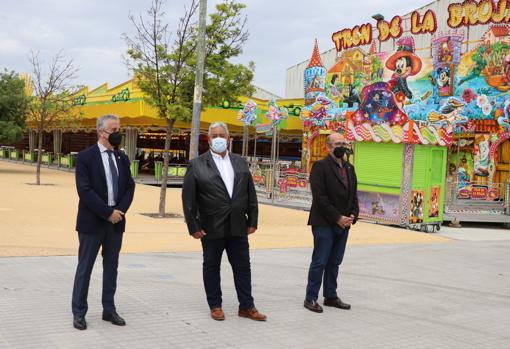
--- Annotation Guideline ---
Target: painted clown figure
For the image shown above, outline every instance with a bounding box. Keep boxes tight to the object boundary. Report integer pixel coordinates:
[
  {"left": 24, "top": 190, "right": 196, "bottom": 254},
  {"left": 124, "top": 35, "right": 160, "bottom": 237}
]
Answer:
[{"left": 385, "top": 37, "right": 422, "bottom": 108}]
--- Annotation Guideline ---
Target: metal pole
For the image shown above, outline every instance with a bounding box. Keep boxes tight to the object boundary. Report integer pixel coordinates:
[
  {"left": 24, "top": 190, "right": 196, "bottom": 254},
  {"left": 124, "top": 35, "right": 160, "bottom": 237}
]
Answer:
[
  {"left": 188, "top": 0, "right": 207, "bottom": 160},
  {"left": 271, "top": 126, "right": 277, "bottom": 202},
  {"left": 276, "top": 129, "right": 280, "bottom": 162},
  {"left": 242, "top": 125, "right": 248, "bottom": 157}
]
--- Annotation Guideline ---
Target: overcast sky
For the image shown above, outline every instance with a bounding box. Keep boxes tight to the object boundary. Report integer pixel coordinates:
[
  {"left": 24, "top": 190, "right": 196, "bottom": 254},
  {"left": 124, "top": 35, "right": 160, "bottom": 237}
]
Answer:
[{"left": 1, "top": 0, "right": 430, "bottom": 97}]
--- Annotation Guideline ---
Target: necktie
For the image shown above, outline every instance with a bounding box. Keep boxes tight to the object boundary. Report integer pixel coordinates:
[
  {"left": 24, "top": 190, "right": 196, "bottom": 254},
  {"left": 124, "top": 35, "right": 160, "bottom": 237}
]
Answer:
[{"left": 106, "top": 150, "right": 119, "bottom": 203}]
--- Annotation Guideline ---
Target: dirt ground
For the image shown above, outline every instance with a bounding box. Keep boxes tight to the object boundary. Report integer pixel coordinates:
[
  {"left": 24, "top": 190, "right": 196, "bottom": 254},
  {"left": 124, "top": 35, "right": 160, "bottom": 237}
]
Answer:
[{"left": 0, "top": 160, "right": 449, "bottom": 256}]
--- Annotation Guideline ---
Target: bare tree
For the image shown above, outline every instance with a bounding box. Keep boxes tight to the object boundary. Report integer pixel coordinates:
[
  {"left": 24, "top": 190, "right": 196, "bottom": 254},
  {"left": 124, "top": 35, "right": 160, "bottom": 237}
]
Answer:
[
  {"left": 124, "top": 0, "right": 198, "bottom": 217},
  {"left": 27, "top": 51, "right": 79, "bottom": 185}
]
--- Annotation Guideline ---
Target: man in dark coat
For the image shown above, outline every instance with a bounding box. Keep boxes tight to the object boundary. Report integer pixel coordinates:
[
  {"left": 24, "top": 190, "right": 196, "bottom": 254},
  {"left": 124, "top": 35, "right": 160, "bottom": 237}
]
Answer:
[
  {"left": 182, "top": 121, "right": 267, "bottom": 322},
  {"left": 72, "top": 114, "right": 135, "bottom": 330},
  {"left": 304, "top": 132, "right": 359, "bottom": 313}
]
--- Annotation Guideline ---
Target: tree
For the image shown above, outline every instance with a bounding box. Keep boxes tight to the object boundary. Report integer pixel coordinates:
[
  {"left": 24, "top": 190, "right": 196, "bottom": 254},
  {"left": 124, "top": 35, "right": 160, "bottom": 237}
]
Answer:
[
  {"left": 27, "top": 51, "right": 80, "bottom": 185},
  {"left": 124, "top": 0, "right": 255, "bottom": 217},
  {"left": 0, "top": 70, "right": 30, "bottom": 144}
]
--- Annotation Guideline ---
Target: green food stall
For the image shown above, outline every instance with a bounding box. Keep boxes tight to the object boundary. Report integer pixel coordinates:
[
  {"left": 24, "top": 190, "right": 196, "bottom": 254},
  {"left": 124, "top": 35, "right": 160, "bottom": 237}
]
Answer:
[{"left": 353, "top": 141, "right": 447, "bottom": 231}]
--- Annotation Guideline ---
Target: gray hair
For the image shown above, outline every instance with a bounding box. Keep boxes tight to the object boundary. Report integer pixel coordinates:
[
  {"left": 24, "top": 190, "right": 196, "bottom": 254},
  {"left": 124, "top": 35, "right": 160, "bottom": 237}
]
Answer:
[
  {"left": 208, "top": 121, "right": 229, "bottom": 136},
  {"left": 96, "top": 114, "right": 119, "bottom": 131}
]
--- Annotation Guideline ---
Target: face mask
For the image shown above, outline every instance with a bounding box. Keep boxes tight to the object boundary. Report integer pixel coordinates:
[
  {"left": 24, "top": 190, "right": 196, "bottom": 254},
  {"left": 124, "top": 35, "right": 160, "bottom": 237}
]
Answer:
[
  {"left": 333, "top": 146, "right": 353, "bottom": 159},
  {"left": 211, "top": 137, "right": 228, "bottom": 153},
  {"left": 107, "top": 132, "right": 122, "bottom": 147}
]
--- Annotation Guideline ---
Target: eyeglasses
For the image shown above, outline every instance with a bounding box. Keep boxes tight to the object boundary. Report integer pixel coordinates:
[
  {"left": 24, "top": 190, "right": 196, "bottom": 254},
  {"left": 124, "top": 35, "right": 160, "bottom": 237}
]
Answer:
[{"left": 333, "top": 142, "right": 351, "bottom": 147}]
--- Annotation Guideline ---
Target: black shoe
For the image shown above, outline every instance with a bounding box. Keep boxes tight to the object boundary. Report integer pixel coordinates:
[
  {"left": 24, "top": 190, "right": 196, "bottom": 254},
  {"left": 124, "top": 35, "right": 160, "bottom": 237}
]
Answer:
[
  {"left": 102, "top": 311, "right": 126, "bottom": 326},
  {"left": 324, "top": 297, "right": 351, "bottom": 310},
  {"left": 304, "top": 299, "right": 323, "bottom": 313},
  {"left": 73, "top": 315, "right": 87, "bottom": 330}
]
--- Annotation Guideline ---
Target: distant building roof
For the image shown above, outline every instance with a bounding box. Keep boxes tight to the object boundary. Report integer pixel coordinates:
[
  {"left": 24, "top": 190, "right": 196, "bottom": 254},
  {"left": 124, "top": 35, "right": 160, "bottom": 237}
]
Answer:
[{"left": 251, "top": 85, "right": 281, "bottom": 100}]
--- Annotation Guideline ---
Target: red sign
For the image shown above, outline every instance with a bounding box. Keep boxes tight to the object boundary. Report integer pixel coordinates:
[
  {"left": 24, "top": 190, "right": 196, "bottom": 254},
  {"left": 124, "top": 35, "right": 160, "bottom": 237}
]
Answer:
[
  {"left": 252, "top": 175, "right": 264, "bottom": 185},
  {"left": 458, "top": 188, "right": 471, "bottom": 199},
  {"left": 287, "top": 176, "right": 298, "bottom": 187},
  {"left": 471, "top": 185, "right": 488, "bottom": 200},
  {"left": 279, "top": 179, "right": 288, "bottom": 193},
  {"left": 488, "top": 189, "right": 500, "bottom": 200}
]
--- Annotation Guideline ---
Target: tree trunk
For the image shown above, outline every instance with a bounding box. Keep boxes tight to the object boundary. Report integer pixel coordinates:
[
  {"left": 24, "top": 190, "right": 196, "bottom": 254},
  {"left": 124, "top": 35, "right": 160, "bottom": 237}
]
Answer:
[
  {"left": 188, "top": 0, "right": 208, "bottom": 160},
  {"left": 158, "top": 118, "right": 175, "bottom": 217},
  {"left": 36, "top": 128, "right": 43, "bottom": 185}
]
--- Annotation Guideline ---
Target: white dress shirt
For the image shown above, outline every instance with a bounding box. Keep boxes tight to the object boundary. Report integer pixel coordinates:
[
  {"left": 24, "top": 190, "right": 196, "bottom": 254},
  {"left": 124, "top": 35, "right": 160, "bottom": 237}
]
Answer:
[
  {"left": 211, "top": 150, "right": 235, "bottom": 198},
  {"left": 97, "top": 142, "right": 119, "bottom": 206}
]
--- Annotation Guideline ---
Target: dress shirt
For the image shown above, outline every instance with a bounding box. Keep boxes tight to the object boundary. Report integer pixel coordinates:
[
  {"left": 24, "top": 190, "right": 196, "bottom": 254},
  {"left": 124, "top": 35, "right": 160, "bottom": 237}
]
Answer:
[{"left": 211, "top": 150, "right": 235, "bottom": 198}]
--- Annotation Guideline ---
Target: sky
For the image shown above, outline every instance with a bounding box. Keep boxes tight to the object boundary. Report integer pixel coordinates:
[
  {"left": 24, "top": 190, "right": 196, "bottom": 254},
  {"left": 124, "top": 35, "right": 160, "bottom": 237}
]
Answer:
[{"left": 0, "top": 0, "right": 431, "bottom": 97}]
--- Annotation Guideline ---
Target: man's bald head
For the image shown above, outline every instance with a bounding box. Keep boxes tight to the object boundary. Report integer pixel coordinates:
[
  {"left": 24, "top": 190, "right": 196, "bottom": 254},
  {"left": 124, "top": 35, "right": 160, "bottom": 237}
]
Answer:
[
  {"left": 326, "top": 133, "right": 347, "bottom": 147},
  {"left": 326, "top": 132, "right": 352, "bottom": 161}
]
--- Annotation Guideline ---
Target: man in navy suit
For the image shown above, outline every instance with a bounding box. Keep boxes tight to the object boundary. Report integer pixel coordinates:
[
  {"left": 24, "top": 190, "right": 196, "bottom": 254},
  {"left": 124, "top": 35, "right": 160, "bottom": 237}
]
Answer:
[{"left": 71, "top": 114, "right": 135, "bottom": 330}]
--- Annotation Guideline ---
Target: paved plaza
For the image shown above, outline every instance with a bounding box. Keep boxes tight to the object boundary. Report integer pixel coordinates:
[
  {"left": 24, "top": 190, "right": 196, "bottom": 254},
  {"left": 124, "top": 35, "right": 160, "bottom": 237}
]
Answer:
[
  {"left": 1, "top": 241, "right": 509, "bottom": 348},
  {"left": 1, "top": 160, "right": 510, "bottom": 348}
]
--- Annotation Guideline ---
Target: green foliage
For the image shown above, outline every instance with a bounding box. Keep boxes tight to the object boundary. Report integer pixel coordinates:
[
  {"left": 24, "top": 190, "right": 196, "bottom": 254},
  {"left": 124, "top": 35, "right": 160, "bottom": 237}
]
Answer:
[
  {"left": 125, "top": 0, "right": 254, "bottom": 122},
  {"left": 0, "top": 70, "right": 29, "bottom": 144}
]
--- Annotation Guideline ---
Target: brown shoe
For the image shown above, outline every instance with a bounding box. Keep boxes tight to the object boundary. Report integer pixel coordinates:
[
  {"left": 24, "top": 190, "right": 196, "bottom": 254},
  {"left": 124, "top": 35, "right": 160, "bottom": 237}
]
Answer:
[
  {"left": 304, "top": 299, "right": 323, "bottom": 313},
  {"left": 238, "top": 307, "right": 267, "bottom": 321},
  {"left": 210, "top": 308, "right": 225, "bottom": 321}
]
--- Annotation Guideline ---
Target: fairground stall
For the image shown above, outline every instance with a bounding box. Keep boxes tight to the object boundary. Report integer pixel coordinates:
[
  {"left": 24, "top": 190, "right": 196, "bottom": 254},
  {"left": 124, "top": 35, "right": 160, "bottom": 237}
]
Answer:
[
  {"left": 3, "top": 78, "right": 305, "bottom": 185},
  {"left": 299, "top": 0, "right": 510, "bottom": 227}
]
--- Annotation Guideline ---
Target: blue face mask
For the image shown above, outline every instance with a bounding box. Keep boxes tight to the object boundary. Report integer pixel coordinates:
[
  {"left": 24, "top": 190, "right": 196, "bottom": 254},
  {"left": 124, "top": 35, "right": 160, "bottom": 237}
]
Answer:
[{"left": 211, "top": 137, "right": 228, "bottom": 153}]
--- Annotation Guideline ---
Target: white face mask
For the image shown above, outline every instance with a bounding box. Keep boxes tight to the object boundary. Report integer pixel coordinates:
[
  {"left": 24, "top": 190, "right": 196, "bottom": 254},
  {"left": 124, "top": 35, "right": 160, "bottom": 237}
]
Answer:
[{"left": 211, "top": 137, "right": 228, "bottom": 153}]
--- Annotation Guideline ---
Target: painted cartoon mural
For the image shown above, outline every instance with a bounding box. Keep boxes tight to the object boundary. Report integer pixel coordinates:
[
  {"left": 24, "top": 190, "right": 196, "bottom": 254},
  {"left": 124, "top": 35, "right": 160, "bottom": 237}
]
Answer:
[
  {"left": 321, "top": 24, "right": 510, "bottom": 149},
  {"left": 299, "top": 0, "right": 510, "bottom": 214}
]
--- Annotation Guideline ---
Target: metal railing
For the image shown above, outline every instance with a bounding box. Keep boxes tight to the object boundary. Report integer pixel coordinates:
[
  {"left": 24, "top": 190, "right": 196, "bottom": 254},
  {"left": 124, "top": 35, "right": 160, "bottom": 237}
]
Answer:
[
  {"left": 445, "top": 179, "right": 509, "bottom": 212},
  {"left": 249, "top": 163, "right": 312, "bottom": 206}
]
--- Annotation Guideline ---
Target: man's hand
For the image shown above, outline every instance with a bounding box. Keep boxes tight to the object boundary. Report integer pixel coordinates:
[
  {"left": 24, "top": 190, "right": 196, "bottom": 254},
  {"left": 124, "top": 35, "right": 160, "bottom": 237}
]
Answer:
[
  {"left": 350, "top": 214, "right": 356, "bottom": 225},
  {"left": 192, "top": 230, "right": 206, "bottom": 239},
  {"left": 336, "top": 215, "right": 352, "bottom": 229},
  {"left": 247, "top": 227, "right": 257, "bottom": 235},
  {"left": 108, "top": 210, "right": 124, "bottom": 224}
]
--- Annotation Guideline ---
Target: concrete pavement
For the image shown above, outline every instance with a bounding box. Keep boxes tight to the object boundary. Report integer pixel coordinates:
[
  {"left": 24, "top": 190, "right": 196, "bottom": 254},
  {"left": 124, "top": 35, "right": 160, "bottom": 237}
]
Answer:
[{"left": 1, "top": 241, "right": 509, "bottom": 348}]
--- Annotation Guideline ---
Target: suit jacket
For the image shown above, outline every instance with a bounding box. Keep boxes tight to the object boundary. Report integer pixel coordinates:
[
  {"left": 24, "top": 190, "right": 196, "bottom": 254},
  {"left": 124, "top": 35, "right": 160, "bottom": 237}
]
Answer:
[
  {"left": 182, "top": 151, "right": 258, "bottom": 239},
  {"left": 75, "top": 144, "right": 136, "bottom": 234},
  {"left": 308, "top": 155, "right": 359, "bottom": 226}
]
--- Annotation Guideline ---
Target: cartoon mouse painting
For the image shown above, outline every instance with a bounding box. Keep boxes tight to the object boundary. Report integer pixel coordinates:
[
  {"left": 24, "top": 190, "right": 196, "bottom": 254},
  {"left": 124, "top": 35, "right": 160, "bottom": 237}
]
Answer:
[{"left": 385, "top": 37, "right": 423, "bottom": 106}]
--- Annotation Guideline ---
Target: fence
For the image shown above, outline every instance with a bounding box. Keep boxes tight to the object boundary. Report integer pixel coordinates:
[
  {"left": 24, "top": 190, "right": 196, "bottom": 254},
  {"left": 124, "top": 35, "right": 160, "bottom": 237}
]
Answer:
[
  {"left": 249, "top": 162, "right": 312, "bottom": 207},
  {"left": 1, "top": 146, "right": 140, "bottom": 178},
  {"left": 445, "top": 180, "right": 510, "bottom": 212}
]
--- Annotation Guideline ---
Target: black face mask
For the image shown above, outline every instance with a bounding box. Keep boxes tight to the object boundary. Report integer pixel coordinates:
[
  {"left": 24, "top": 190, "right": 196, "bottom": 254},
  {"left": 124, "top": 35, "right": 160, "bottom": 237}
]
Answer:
[
  {"left": 107, "top": 132, "right": 122, "bottom": 147},
  {"left": 333, "top": 146, "right": 353, "bottom": 159}
]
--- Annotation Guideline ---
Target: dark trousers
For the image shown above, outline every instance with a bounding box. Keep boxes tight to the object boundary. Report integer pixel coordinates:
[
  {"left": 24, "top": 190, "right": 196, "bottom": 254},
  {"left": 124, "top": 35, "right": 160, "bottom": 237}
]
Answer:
[
  {"left": 305, "top": 225, "right": 349, "bottom": 302},
  {"left": 201, "top": 236, "right": 254, "bottom": 310},
  {"left": 72, "top": 227, "right": 123, "bottom": 317}
]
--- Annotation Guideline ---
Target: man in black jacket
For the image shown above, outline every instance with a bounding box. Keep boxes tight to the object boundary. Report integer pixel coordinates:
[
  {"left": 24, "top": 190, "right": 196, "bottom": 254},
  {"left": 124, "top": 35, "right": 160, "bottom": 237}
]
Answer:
[
  {"left": 304, "top": 132, "right": 359, "bottom": 313},
  {"left": 71, "top": 114, "right": 135, "bottom": 330},
  {"left": 182, "top": 122, "right": 266, "bottom": 322}
]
